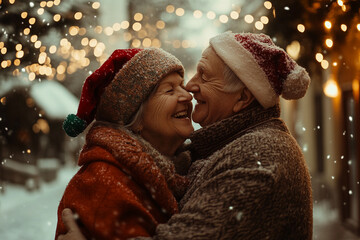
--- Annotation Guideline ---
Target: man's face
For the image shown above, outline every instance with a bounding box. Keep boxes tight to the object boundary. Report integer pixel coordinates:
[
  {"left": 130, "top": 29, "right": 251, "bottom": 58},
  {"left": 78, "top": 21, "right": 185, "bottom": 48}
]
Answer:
[{"left": 186, "top": 47, "right": 241, "bottom": 127}]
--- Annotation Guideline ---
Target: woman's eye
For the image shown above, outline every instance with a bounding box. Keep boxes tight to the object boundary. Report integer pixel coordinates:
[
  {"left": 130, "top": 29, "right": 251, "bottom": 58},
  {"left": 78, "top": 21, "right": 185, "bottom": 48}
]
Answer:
[{"left": 166, "top": 89, "right": 173, "bottom": 93}]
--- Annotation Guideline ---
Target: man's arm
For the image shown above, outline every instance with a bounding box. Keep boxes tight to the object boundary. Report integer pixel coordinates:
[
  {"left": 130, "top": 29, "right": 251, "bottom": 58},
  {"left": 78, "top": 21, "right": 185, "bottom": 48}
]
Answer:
[{"left": 58, "top": 167, "right": 274, "bottom": 240}]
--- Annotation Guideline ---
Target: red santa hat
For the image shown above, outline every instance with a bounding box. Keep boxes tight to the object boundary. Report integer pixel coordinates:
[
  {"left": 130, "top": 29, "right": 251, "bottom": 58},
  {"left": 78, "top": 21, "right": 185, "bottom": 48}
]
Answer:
[
  {"left": 210, "top": 32, "right": 311, "bottom": 108},
  {"left": 63, "top": 48, "right": 184, "bottom": 137}
]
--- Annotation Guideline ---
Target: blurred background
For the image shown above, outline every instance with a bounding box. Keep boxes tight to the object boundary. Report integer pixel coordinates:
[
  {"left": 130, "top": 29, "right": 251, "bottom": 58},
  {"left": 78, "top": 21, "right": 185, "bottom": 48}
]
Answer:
[{"left": 0, "top": 0, "right": 359, "bottom": 239}]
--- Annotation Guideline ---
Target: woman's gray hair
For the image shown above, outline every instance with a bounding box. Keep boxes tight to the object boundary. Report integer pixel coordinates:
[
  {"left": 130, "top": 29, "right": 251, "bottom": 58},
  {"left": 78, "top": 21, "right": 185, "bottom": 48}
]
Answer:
[
  {"left": 222, "top": 64, "right": 245, "bottom": 93},
  {"left": 125, "top": 82, "right": 161, "bottom": 132},
  {"left": 125, "top": 103, "right": 144, "bottom": 131}
]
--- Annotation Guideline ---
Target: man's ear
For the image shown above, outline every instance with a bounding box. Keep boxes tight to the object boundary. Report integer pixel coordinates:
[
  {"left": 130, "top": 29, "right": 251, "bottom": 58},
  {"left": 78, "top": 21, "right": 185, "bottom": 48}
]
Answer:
[{"left": 233, "top": 88, "right": 254, "bottom": 113}]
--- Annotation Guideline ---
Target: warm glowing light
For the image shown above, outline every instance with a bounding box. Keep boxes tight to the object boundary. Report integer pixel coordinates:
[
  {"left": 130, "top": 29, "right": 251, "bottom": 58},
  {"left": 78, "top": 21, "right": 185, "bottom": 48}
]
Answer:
[
  {"left": 113, "top": 23, "right": 121, "bottom": 31},
  {"left": 29, "top": 72, "right": 36, "bottom": 81},
  {"left": 38, "top": 52, "right": 47, "bottom": 64},
  {"left": 16, "top": 50, "right": 24, "bottom": 58},
  {"left": 332, "top": 61, "right": 338, "bottom": 66},
  {"left": 341, "top": 24, "right": 347, "bottom": 32},
  {"left": 166, "top": 5, "right": 175, "bottom": 13},
  {"left": 156, "top": 20, "right": 165, "bottom": 29},
  {"left": 14, "top": 59, "right": 20, "bottom": 66},
  {"left": 255, "top": 21, "right": 264, "bottom": 30},
  {"left": 230, "top": 11, "right": 239, "bottom": 19},
  {"left": 1, "top": 61, "right": 7, "bottom": 68},
  {"left": 207, "top": 11, "right": 216, "bottom": 19},
  {"left": 24, "top": 28, "right": 30, "bottom": 35},
  {"left": 54, "top": 0, "right": 60, "bottom": 6},
  {"left": 49, "top": 45, "right": 57, "bottom": 54},
  {"left": 34, "top": 40, "right": 42, "bottom": 48},
  {"left": 9, "top": 0, "right": 15, "bottom": 4},
  {"left": 89, "top": 39, "right": 97, "bottom": 47},
  {"left": 353, "top": 79, "right": 359, "bottom": 93},
  {"left": 260, "top": 16, "right": 269, "bottom": 24},
  {"left": 0, "top": 42, "right": 3, "bottom": 48},
  {"left": 21, "top": 12, "right": 28, "bottom": 19},
  {"left": 79, "top": 28, "right": 86, "bottom": 35},
  {"left": 123, "top": 32, "right": 132, "bottom": 42},
  {"left": 15, "top": 44, "right": 22, "bottom": 51},
  {"left": 81, "top": 37, "right": 89, "bottom": 46},
  {"left": 53, "top": 14, "right": 61, "bottom": 22},
  {"left": 138, "top": 29, "right": 147, "bottom": 38},
  {"left": 94, "top": 26, "right": 103, "bottom": 34},
  {"left": 357, "top": 24, "right": 360, "bottom": 31},
  {"left": 132, "top": 39, "right": 141, "bottom": 48},
  {"left": 323, "top": 78, "right": 339, "bottom": 98},
  {"left": 92, "top": 2, "right": 100, "bottom": 9},
  {"left": 57, "top": 64, "right": 66, "bottom": 74},
  {"left": 104, "top": 27, "right": 113, "bottom": 36},
  {"left": 325, "top": 38, "right": 333, "bottom": 48},
  {"left": 286, "top": 41, "right": 300, "bottom": 60},
  {"left": 219, "top": 15, "right": 228, "bottom": 23},
  {"left": 244, "top": 15, "right": 254, "bottom": 23},
  {"left": 297, "top": 24, "right": 305, "bottom": 33},
  {"left": 121, "top": 21, "right": 129, "bottom": 29},
  {"left": 74, "top": 12, "right": 83, "bottom": 20},
  {"left": 324, "top": 21, "right": 332, "bottom": 29},
  {"left": 315, "top": 53, "right": 323, "bottom": 62},
  {"left": 142, "top": 38, "right": 152, "bottom": 47},
  {"left": 182, "top": 40, "right": 190, "bottom": 48},
  {"left": 337, "top": 0, "right": 344, "bottom": 6},
  {"left": 321, "top": 60, "right": 329, "bottom": 69},
  {"left": 46, "top": 1, "right": 54, "bottom": 7},
  {"left": 132, "top": 22, "right": 142, "bottom": 31},
  {"left": 173, "top": 40, "right": 181, "bottom": 48},
  {"left": 194, "top": 10, "right": 203, "bottom": 18},
  {"left": 134, "top": 13, "right": 143, "bottom": 21},
  {"left": 1, "top": 47, "right": 7, "bottom": 54},
  {"left": 31, "top": 35, "right": 38, "bottom": 42},
  {"left": 264, "top": 1, "right": 272, "bottom": 9},
  {"left": 37, "top": 8, "right": 44, "bottom": 15},
  {"left": 69, "top": 26, "right": 79, "bottom": 36},
  {"left": 29, "top": 17, "right": 36, "bottom": 25},
  {"left": 175, "top": 8, "right": 185, "bottom": 16},
  {"left": 152, "top": 38, "right": 161, "bottom": 48}
]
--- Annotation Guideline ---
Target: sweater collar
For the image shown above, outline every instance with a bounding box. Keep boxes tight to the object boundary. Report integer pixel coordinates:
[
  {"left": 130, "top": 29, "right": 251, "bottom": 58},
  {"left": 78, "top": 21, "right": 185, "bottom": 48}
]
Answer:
[{"left": 189, "top": 101, "right": 281, "bottom": 160}]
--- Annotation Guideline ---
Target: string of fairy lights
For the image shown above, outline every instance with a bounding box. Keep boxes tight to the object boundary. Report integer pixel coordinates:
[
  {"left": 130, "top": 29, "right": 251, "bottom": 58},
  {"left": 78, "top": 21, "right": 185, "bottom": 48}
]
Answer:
[{"left": 0, "top": 0, "right": 359, "bottom": 89}]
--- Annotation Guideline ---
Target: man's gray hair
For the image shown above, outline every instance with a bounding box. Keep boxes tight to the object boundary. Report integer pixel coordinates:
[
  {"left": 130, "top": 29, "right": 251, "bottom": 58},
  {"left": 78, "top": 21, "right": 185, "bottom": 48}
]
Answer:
[{"left": 222, "top": 64, "right": 245, "bottom": 93}]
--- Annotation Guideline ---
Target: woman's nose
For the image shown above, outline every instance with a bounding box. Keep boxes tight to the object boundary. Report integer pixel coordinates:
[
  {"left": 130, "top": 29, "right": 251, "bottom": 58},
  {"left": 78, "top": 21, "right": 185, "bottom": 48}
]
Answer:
[{"left": 178, "top": 88, "right": 193, "bottom": 102}]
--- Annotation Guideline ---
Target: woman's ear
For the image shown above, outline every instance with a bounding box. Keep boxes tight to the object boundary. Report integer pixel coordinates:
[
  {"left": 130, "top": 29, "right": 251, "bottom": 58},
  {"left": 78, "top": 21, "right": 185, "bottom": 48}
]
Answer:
[{"left": 233, "top": 88, "right": 254, "bottom": 113}]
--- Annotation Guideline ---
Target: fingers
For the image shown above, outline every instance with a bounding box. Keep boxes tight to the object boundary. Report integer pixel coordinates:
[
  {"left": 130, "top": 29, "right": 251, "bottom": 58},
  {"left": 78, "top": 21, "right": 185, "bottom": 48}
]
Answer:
[
  {"left": 62, "top": 208, "right": 78, "bottom": 232},
  {"left": 59, "top": 208, "right": 87, "bottom": 240}
]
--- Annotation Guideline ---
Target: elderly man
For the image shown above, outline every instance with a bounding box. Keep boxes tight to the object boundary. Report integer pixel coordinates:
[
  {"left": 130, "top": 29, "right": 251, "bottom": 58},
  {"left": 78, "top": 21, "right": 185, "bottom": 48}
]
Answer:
[{"left": 58, "top": 32, "right": 313, "bottom": 240}]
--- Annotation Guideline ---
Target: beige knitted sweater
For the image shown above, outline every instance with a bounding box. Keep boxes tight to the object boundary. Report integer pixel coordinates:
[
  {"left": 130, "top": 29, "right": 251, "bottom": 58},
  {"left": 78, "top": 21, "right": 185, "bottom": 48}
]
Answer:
[{"left": 137, "top": 102, "right": 313, "bottom": 240}]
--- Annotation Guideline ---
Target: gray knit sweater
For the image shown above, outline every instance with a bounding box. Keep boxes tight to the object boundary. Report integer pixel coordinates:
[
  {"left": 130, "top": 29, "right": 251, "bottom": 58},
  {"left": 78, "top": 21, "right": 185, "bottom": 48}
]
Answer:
[{"left": 139, "top": 102, "right": 313, "bottom": 240}]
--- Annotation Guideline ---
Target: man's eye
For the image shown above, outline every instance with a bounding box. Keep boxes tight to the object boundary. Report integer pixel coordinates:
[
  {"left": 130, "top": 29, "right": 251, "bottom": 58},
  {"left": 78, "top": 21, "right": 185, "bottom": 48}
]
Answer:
[
  {"left": 201, "top": 74, "right": 208, "bottom": 82},
  {"left": 166, "top": 89, "right": 173, "bottom": 93}
]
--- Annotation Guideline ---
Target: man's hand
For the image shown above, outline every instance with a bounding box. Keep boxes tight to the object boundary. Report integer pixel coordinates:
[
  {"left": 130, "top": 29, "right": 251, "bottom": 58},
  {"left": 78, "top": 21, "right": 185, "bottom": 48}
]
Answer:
[{"left": 57, "top": 208, "right": 87, "bottom": 240}]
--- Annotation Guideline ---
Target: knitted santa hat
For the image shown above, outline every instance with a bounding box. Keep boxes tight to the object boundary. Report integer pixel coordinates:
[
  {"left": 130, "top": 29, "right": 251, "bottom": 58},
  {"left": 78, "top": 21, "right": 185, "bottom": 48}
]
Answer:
[
  {"left": 210, "top": 32, "right": 310, "bottom": 108},
  {"left": 63, "top": 48, "right": 184, "bottom": 137}
]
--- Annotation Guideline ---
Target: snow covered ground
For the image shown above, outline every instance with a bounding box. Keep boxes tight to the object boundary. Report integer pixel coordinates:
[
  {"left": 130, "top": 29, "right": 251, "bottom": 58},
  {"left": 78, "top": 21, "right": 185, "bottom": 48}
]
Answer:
[
  {"left": 0, "top": 166, "right": 359, "bottom": 240},
  {"left": 0, "top": 166, "right": 78, "bottom": 240}
]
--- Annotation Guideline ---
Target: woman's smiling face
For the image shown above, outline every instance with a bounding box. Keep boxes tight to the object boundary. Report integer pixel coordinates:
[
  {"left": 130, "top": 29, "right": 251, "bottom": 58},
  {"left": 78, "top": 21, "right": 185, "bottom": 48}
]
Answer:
[{"left": 140, "top": 72, "right": 194, "bottom": 155}]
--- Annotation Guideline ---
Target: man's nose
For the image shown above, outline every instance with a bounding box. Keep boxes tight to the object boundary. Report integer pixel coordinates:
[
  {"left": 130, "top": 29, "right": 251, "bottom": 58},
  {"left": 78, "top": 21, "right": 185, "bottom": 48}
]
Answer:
[{"left": 185, "top": 76, "right": 200, "bottom": 93}]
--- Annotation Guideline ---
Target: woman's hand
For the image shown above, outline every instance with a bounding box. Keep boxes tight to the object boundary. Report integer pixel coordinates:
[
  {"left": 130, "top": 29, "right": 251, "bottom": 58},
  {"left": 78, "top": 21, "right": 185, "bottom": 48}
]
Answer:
[{"left": 57, "top": 209, "right": 87, "bottom": 240}]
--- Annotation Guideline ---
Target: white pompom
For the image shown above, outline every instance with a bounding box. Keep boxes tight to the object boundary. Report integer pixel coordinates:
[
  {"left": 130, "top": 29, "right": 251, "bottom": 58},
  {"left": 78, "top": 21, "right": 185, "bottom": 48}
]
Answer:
[{"left": 282, "top": 65, "right": 311, "bottom": 100}]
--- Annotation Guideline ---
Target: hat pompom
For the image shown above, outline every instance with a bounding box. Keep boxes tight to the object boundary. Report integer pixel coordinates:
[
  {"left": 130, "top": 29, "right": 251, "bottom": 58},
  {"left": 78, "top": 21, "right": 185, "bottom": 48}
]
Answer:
[
  {"left": 63, "top": 114, "right": 87, "bottom": 137},
  {"left": 282, "top": 64, "right": 311, "bottom": 100}
]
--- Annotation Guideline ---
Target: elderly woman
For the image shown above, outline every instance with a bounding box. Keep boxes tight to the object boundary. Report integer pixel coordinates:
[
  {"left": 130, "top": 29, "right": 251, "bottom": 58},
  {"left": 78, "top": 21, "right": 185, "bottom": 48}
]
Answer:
[{"left": 55, "top": 48, "right": 194, "bottom": 240}]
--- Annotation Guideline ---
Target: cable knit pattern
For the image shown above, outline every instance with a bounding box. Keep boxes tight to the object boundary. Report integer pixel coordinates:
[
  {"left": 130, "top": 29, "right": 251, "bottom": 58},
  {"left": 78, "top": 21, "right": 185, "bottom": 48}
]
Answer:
[
  {"left": 143, "top": 101, "right": 313, "bottom": 240},
  {"left": 55, "top": 122, "right": 189, "bottom": 240}
]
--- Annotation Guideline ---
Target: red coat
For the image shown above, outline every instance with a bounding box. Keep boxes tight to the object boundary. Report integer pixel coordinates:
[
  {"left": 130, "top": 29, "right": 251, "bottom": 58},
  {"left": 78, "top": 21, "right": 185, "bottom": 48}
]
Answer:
[{"left": 55, "top": 123, "right": 188, "bottom": 240}]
